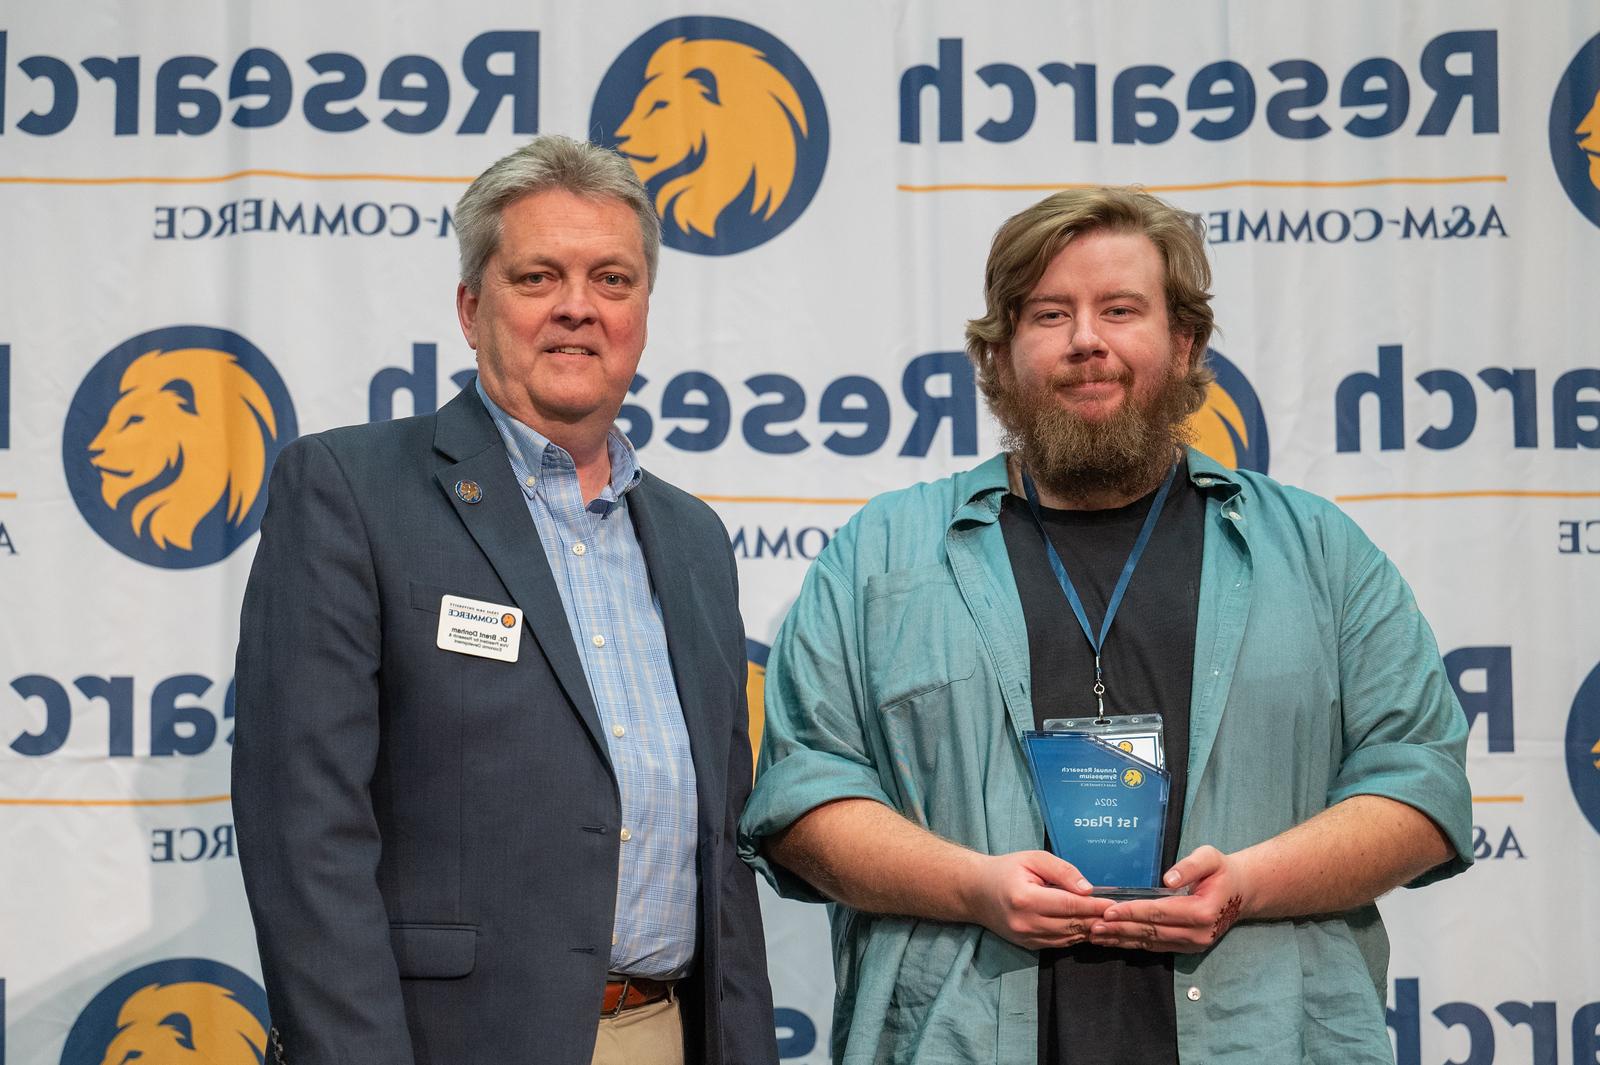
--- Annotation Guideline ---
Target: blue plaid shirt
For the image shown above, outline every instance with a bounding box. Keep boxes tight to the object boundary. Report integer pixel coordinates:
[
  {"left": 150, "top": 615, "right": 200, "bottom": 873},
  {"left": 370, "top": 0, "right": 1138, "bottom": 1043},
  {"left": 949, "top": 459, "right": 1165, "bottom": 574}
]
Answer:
[{"left": 477, "top": 382, "right": 699, "bottom": 979}]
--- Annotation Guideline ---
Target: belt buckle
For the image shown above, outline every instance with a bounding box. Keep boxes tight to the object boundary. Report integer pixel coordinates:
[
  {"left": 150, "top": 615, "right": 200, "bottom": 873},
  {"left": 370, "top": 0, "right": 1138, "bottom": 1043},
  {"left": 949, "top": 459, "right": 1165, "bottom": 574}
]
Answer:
[{"left": 606, "top": 975, "right": 632, "bottom": 1019}]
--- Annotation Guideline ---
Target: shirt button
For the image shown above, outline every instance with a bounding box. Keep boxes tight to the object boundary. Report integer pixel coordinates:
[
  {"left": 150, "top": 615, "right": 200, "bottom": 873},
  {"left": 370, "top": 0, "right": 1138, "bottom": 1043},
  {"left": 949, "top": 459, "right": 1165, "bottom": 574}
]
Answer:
[
  {"left": 1186, "top": 986, "right": 1202, "bottom": 1001},
  {"left": 592, "top": 634, "right": 605, "bottom": 648},
  {"left": 612, "top": 933, "right": 618, "bottom": 946},
  {"left": 612, "top": 724, "right": 625, "bottom": 738},
  {"left": 524, "top": 475, "right": 537, "bottom": 488},
  {"left": 619, "top": 828, "right": 632, "bottom": 842},
  {"left": 572, "top": 542, "right": 587, "bottom": 556}
]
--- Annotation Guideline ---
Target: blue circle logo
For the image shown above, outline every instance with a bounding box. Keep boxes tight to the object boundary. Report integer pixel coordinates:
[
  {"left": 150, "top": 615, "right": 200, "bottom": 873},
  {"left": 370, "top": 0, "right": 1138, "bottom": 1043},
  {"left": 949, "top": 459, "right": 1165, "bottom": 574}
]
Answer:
[
  {"left": 1550, "top": 33, "right": 1600, "bottom": 228},
  {"left": 591, "top": 17, "right": 829, "bottom": 255},
  {"left": 63, "top": 326, "right": 296, "bottom": 568},
  {"left": 1186, "top": 348, "right": 1270, "bottom": 474},
  {"left": 1566, "top": 661, "right": 1600, "bottom": 837},
  {"left": 61, "top": 958, "right": 270, "bottom": 1065}
]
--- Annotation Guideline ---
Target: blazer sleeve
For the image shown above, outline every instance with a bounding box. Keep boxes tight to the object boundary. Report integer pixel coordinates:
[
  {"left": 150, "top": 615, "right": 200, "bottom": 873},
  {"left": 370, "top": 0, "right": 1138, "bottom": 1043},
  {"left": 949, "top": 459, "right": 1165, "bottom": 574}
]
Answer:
[{"left": 232, "top": 435, "right": 416, "bottom": 1065}]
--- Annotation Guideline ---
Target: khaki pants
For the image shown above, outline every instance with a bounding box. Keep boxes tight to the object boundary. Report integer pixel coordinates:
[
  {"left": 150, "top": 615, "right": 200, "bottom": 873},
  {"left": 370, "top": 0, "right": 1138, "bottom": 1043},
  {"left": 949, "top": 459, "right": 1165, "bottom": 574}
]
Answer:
[{"left": 590, "top": 995, "right": 685, "bottom": 1065}]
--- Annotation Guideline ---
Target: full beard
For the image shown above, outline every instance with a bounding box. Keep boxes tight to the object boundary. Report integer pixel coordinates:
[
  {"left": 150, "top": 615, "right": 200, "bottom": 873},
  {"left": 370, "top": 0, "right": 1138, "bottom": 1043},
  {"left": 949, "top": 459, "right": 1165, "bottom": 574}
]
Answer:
[{"left": 988, "top": 355, "right": 1209, "bottom": 504}]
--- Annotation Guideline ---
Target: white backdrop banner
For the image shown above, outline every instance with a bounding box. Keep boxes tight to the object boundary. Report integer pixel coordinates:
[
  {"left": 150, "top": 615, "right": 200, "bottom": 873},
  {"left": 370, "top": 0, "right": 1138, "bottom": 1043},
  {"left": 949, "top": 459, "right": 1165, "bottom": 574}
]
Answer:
[{"left": 1, "top": 3, "right": 1597, "bottom": 1063}]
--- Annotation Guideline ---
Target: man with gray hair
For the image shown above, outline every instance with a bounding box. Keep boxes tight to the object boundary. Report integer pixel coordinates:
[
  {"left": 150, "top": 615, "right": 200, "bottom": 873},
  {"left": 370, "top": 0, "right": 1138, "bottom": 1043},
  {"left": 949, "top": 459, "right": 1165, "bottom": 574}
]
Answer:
[
  {"left": 739, "top": 187, "right": 1471, "bottom": 1063},
  {"left": 234, "top": 134, "right": 777, "bottom": 1065}
]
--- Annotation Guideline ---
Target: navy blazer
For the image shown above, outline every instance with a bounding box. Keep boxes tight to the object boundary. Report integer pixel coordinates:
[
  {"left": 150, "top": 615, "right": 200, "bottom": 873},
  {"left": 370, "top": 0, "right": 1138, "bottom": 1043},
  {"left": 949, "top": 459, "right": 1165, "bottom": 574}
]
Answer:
[{"left": 233, "top": 384, "right": 777, "bottom": 1065}]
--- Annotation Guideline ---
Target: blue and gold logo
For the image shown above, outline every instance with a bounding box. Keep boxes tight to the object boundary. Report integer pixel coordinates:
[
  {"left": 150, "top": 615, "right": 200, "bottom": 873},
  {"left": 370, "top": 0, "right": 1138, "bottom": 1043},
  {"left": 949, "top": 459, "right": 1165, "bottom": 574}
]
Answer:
[
  {"left": 746, "top": 637, "right": 770, "bottom": 772},
  {"left": 60, "top": 958, "right": 269, "bottom": 1065},
  {"left": 591, "top": 17, "right": 829, "bottom": 255},
  {"left": 63, "top": 326, "right": 296, "bottom": 569},
  {"left": 1186, "top": 348, "right": 1270, "bottom": 474},
  {"left": 1121, "top": 767, "right": 1145, "bottom": 789},
  {"left": 1566, "top": 661, "right": 1600, "bottom": 838},
  {"left": 1551, "top": 33, "right": 1600, "bottom": 228}
]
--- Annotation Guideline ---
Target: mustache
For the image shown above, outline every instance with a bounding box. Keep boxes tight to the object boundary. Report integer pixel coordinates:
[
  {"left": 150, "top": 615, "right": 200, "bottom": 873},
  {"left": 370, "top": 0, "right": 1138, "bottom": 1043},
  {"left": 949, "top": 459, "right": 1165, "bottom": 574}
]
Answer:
[{"left": 1049, "top": 368, "right": 1132, "bottom": 387}]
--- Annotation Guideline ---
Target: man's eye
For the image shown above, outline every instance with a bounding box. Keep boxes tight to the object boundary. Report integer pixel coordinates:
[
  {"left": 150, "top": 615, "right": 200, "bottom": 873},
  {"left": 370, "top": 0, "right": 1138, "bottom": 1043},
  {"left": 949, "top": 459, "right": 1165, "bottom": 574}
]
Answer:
[
  {"left": 601, "top": 274, "right": 627, "bottom": 286},
  {"left": 522, "top": 272, "right": 547, "bottom": 284}
]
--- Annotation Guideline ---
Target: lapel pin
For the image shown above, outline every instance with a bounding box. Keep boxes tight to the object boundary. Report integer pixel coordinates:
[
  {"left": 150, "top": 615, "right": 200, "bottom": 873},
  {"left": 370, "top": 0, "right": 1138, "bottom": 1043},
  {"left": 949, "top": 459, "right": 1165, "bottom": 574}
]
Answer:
[{"left": 455, "top": 479, "right": 483, "bottom": 504}]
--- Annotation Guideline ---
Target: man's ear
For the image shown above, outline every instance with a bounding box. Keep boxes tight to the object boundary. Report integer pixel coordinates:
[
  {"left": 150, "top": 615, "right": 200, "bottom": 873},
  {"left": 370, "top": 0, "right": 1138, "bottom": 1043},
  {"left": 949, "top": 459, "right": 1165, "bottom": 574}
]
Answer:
[
  {"left": 456, "top": 282, "right": 480, "bottom": 350},
  {"left": 1173, "top": 330, "right": 1196, "bottom": 368}
]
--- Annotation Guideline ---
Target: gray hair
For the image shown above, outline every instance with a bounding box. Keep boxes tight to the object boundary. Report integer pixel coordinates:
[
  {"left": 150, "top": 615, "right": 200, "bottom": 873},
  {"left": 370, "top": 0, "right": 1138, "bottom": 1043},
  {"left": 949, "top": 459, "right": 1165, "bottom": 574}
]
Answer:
[{"left": 455, "top": 134, "right": 661, "bottom": 292}]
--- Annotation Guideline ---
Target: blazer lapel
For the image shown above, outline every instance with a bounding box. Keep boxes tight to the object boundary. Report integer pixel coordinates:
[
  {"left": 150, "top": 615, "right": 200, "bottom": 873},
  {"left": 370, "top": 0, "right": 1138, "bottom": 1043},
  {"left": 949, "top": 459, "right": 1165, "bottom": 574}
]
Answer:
[
  {"left": 627, "top": 475, "right": 724, "bottom": 814},
  {"left": 432, "top": 388, "right": 612, "bottom": 771}
]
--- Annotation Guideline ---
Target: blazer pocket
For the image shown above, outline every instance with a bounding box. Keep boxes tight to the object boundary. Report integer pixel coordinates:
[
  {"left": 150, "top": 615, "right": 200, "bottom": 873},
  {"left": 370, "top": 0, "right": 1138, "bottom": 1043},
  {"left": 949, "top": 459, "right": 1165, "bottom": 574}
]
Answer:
[{"left": 389, "top": 923, "right": 477, "bottom": 979}]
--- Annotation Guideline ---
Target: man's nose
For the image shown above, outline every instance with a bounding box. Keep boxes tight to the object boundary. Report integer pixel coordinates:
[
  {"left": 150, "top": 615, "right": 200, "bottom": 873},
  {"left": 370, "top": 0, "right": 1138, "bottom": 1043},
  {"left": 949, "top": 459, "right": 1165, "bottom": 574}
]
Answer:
[
  {"left": 552, "top": 282, "right": 599, "bottom": 327},
  {"left": 1066, "top": 317, "right": 1106, "bottom": 357}
]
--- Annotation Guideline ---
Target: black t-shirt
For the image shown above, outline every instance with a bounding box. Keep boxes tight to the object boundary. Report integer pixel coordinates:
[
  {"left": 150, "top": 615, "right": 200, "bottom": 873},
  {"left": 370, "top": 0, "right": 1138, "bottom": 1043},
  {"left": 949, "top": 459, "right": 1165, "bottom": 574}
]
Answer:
[{"left": 998, "top": 463, "right": 1204, "bottom": 1065}]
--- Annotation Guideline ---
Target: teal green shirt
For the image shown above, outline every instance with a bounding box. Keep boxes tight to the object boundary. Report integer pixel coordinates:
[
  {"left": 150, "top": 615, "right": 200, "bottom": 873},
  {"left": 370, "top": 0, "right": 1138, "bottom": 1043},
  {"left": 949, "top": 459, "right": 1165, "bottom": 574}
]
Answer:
[{"left": 739, "top": 451, "right": 1472, "bottom": 1065}]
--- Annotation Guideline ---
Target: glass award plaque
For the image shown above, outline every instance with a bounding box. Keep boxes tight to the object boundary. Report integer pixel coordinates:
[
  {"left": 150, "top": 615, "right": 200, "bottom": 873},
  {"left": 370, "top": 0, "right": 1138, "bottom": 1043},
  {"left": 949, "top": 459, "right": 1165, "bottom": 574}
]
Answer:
[{"left": 1023, "top": 730, "right": 1175, "bottom": 897}]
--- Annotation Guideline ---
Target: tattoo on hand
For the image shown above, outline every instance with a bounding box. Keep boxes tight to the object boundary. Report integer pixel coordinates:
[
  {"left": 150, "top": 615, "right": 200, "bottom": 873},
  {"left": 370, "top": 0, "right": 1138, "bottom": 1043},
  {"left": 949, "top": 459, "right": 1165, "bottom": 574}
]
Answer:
[{"left": 1211, "top": 895, "right": 1243, "bottom": 942}]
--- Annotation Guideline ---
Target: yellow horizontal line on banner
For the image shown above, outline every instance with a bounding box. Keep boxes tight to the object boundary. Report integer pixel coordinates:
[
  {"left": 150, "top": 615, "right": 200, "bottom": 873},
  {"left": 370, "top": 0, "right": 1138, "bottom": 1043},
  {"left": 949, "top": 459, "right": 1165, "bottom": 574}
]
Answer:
[
  {"left": 0, "top": 491, "right": 16, "bottom": 499},
  {"left": 698, "top": 494, "right": 870, "bottom": 506},
  {"left": 0, "top": 793, "right": 232, "bottom": 807},
  {"left": 1335, "top": 489, "right": 1600, "bottom": 503},
  {"left": 1471, "top": 795, "right": 1524, "bottom": 804},
  {"left": 0, "top": 170, "right": 474, "bottom": 187},
  {"left": 898, "top": 175, "right": 1509, "bottom": 193}
]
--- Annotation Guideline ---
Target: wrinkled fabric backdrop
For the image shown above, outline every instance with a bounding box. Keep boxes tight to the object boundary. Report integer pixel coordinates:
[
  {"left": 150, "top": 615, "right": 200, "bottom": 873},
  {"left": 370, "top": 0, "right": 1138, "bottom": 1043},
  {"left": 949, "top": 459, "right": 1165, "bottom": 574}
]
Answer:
[{"left": 1, "top": 3, "right": 1597, "bottom": 1062}]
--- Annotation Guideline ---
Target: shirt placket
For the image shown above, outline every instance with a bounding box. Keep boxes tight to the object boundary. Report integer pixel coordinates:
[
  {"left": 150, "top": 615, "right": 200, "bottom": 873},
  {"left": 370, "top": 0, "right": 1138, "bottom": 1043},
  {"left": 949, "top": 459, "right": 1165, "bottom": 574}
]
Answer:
[{"left": 545, "top": 458, "right": 646, "bottom": 959}]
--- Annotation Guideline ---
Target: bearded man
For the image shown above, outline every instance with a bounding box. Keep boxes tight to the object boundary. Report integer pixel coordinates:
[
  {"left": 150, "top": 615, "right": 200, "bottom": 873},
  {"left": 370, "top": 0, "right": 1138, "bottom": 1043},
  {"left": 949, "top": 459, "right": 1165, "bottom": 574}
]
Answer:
[{"left": 738, "top": 187, "right": 1472, "bottom": 1065}]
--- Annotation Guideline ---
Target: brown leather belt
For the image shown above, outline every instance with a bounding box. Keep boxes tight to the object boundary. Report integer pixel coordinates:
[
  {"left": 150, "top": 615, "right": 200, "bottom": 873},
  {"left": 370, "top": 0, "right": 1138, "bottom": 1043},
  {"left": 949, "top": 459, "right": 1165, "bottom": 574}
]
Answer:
[{"left": 602, "top": 975, "right": 674, "bottom": 1016}]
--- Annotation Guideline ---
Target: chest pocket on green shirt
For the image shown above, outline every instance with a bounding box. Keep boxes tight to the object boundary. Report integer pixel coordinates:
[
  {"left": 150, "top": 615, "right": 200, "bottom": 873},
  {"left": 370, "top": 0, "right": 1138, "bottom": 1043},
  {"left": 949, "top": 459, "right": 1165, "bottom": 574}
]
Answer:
[
  {"left": 862, "top": 565, "right": 989, "bottom": 836},
  {"left": 863, "top": 565, "right": 979, "bottom": 709}
]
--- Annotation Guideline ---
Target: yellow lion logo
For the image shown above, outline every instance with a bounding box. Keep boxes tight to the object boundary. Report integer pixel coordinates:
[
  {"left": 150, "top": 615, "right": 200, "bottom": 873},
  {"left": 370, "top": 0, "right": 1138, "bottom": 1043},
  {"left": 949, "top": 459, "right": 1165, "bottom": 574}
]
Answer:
[
  {"left": 99, "top": 981, "right": 267, "bottom": 1065},
  {"left": 746, "top": 656, "right": 767, "bottom": 776},
  {"left": 614, "top": 36, "right": 809, "bottom": 239},
  {"left": 1122, "top": 768, "right": 1145, "bottom": 788},
  {"left": 1185, "top": 382, "right": 1251, "bottom": 470},
  {"left": 86, "top": 348, "right": 277, "bottom": 551},
  {"left": 1576, "top": 87, "right": 1600, "bottom": 192}
]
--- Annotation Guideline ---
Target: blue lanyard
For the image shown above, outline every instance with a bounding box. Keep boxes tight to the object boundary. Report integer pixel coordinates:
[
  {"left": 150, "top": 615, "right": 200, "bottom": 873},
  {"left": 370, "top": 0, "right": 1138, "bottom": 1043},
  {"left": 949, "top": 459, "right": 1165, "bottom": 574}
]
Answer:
[{"left": 1020, "top": 462, "right": 1181, "bottom": 721}]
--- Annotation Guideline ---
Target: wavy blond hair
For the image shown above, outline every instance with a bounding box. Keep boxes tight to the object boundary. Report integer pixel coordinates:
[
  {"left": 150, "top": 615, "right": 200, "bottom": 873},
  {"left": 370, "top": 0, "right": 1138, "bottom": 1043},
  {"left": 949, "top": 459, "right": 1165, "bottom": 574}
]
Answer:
[{"left": 965, "top": 187, "right": 1216, "bottom": 404}]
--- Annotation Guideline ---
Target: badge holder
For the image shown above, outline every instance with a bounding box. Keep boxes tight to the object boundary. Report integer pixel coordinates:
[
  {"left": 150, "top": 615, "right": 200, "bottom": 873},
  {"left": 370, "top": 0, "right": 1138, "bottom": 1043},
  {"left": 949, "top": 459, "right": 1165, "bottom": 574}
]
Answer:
[
  {"left": 1023, "top": 724, "right": 1181, "bottom": 900},
  {"left": 1043, "top": 714, "right": 1166, "bottom": 771}
]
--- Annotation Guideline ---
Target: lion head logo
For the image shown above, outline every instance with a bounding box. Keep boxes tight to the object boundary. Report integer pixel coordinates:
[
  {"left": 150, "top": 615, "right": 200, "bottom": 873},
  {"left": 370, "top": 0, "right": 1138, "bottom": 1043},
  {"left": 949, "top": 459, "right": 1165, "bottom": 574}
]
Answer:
[
  {"left": 98, "top": 982, "right": 267, "bottom": 1065},
  {"left": 615, "top": 36, "right": 809, "bottom": 240},
  {"left": 1184, "top": 350, "right": 1270, "bottom": 474},
  {"left": 1552, "top": 33, "right": 1600, "bottom": 228},
  {"left": 747, "top": 638, "right": 770, "bottom": 775},
  {"left": 65, "top": 326, "right": 296, "bottom": 568},
  {"left": 60, "top": 958, "right": 272, "bottom": 1065},
  {"left": 86, "top": 348, "right": 276, "bottom": 551},
  {"left": 1577, "top": 88, "right": 1600, "bottom": 193},
  {"left": 593, "top": 17, "right": 829, "bottom": 254}
]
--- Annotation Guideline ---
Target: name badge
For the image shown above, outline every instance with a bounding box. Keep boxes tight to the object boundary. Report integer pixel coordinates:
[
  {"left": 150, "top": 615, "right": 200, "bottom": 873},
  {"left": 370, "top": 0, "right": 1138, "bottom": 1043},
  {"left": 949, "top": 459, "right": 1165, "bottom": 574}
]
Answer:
[{"left": 436, "top": 594, "right": 522, "bottom": 662}]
